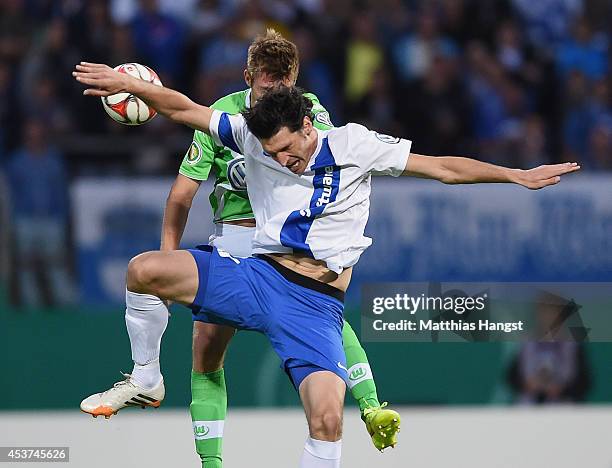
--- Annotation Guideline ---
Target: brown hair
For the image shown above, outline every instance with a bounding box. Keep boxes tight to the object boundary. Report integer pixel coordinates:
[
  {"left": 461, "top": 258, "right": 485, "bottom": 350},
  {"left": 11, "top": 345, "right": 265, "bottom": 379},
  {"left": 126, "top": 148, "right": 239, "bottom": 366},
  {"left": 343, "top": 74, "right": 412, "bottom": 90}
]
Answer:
[
  {"left": 246, "top": 29, "right": 299, "bottom": 83},
  {"left": 243, "top": 86, "right": 313, "bottom": 139}
]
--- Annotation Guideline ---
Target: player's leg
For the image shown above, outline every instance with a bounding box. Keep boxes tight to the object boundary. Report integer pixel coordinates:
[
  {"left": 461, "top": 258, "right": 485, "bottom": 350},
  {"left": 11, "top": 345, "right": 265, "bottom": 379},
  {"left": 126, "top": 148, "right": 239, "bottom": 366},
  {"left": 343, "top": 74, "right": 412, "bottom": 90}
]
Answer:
[
  {"left": 343, "top": 320, "right": 380, "bottom": 410},
  {"left": 342, "top": 321, "right": 401, "bottom": 450},
  {"left": 189, "top": 224, "right": 253, "bottom": 468},
  {"left": 298, "top": 371, "right": 345, "bottom": 467},
  {"left": 80, "top": 250, "right": 199, "bottom": 417},
  {"left": 254, "top": 256, "right": 348, "bottom": 466},
  {"left": 125, "top": 249, "right": 199, "bottom": 387},
  {"left": 191, "top": 321, "right": 236, "bottom": 468}
]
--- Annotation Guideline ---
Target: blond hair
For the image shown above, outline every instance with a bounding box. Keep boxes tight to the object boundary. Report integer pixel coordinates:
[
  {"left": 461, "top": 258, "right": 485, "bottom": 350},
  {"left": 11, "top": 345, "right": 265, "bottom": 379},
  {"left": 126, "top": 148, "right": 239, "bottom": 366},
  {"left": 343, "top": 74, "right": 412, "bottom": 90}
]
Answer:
[{"left": 246, "top": 29, "right": 299, "bottom": 83}]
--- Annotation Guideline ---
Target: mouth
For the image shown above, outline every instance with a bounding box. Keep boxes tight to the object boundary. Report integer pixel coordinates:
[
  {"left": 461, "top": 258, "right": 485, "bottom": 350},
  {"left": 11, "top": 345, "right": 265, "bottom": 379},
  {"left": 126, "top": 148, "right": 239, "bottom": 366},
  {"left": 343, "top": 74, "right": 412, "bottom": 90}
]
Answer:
[{"left": 288, "top": 160, "right": 301, "bottom": 173}]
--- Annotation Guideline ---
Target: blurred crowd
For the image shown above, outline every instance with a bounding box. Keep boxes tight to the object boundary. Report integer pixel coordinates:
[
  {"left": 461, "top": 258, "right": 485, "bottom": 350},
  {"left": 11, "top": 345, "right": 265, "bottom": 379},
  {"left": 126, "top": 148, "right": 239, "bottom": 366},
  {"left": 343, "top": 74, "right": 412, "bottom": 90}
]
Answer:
[
  {"left": 1, "top": 0, "right": 611, "bottom": 169},
  {"left": 0, "top": 0, "right": 611, "bottom": 307}
]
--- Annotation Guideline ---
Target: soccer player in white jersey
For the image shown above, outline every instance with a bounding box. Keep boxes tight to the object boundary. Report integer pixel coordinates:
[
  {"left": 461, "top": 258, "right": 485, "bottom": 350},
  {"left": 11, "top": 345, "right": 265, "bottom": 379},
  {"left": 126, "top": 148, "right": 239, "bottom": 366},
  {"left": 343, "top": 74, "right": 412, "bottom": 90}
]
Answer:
[
  {"left": 74, "top": 63, "right": 580, "bottom": 467},
  {"left": 164, "top": 30, "right": 399, "bottom": 466}
]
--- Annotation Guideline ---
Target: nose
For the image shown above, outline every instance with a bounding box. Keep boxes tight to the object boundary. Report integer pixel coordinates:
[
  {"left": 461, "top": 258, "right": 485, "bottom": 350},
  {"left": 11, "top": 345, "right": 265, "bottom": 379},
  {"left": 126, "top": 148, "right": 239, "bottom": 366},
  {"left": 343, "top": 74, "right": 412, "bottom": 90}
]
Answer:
[{"left": 275, "top": 152, "right": 291, "bottom": 167}]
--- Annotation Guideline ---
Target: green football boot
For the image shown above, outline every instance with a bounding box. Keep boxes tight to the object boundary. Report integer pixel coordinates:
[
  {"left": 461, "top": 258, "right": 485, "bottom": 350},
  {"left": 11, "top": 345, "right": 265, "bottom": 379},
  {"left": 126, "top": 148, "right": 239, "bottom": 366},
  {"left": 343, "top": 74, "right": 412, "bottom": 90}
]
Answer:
[{"left": 362, "top": 402, "right": 401, "bottom": 451}]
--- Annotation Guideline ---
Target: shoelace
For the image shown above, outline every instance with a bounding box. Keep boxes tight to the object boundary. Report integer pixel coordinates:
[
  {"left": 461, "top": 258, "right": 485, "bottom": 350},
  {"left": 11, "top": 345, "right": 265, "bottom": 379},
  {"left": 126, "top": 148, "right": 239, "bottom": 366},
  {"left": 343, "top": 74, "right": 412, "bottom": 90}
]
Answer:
[
  {"left": 363, "top": 401, "right": 388, "bottom": 416},
  {"left": 102, "top": 372, "right": 135, "bottom": 395}
]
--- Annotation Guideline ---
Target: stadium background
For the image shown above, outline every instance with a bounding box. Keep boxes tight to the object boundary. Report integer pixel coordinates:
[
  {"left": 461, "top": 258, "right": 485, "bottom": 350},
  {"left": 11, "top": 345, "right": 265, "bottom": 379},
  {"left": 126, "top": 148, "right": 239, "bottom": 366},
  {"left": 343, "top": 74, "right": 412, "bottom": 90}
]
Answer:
[{"left": 1, "top": 0, "right": 611, "bottom": 466}]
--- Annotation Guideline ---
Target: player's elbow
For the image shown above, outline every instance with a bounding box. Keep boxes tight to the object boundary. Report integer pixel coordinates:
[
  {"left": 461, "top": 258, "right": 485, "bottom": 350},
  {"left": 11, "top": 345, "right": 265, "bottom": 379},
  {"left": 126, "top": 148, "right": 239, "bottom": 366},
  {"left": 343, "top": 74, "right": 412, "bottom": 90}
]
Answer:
[
  {"left": 437, "top": 168, "right": 462, "bottom": 185},
  {"left": 167, "top": 175, "right": 200, "bottom": 208},
  {"left": 173, "top": 106, "right": 209, "bottom": 132},
  {"left": 166, "top": 190, "right": 193, "bottom": 209},
  {"left": 163, "top": 108, "right": 191, "bottom": 127}
]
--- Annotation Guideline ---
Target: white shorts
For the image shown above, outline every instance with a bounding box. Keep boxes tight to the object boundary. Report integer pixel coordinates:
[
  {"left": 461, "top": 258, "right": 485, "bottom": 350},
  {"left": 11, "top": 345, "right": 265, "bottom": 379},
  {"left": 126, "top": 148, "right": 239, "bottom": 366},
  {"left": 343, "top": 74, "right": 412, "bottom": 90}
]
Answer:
[{"left": 208, "top": 223, "right": 255, "bottom": 258}]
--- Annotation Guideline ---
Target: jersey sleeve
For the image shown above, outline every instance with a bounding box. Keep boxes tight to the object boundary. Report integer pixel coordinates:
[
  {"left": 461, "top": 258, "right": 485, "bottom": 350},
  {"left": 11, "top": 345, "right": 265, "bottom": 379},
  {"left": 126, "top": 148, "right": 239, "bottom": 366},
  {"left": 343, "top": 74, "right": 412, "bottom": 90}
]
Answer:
[
  {"left": 208, "top": 110, "right": 247, "bottom": 155},
  {"left": 305, "top": 92, "right": 334, "bottom": 130},
  {"left": 347, "top": 123, "right": 412, "bottom": 177},
  {"left": 178, "top": 129, "right": 218, "bottom": 181}
]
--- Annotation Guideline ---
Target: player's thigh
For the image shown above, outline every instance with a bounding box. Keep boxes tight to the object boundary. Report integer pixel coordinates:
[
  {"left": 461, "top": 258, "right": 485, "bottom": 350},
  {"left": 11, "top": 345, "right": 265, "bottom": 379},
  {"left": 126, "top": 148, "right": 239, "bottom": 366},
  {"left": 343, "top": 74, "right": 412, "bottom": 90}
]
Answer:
[
  {"left": 299, "top": 370, "right": 345, "bottom": 439},
  {"left": 192, "top": 321, "right": 236, "bottom": 373},
  {"left": 127, "top": 250, "right": 198, "bottom": 304}
]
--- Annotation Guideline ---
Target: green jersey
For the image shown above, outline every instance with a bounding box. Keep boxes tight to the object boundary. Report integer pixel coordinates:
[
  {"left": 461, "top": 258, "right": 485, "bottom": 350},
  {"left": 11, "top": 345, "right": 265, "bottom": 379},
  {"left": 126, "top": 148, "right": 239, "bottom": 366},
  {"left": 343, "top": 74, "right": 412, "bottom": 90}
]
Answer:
[{"left": 178, "top": 89, "right": 334, "bottom": 223}]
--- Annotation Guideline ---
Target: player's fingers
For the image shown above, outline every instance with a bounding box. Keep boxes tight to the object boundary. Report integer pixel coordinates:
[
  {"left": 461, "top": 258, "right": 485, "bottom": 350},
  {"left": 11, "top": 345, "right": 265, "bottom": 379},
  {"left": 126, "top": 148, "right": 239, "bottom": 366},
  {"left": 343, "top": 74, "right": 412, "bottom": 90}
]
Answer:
[
  {"left": 547, "top": 165, "right": 580, "bottom": 178},
  {"left": 83, "top": 88, "right": 111, "bottom": 97},
  {"left": 546, "top": 162, "right": 578, "bottom": 171},
  {"left": 538, "top": 176, "right": 561, "bottom": 188},
  {"left": 539, "top": 163, "right": 580, "bottom": 179},
  {"left": 79, "top": 62, "right": 108, "bottom": 69},
  {"left": 73, "top": 70, "right": 98, "bottom": 79},
  {"left": 73, "top": 74, "right": 101, "bottom": 86},
  {"left": 75, "top": 64, "right": 104, "bottom": 74},
  {"left": 559, "top": 164, "right": 581, "bottom": 174}
]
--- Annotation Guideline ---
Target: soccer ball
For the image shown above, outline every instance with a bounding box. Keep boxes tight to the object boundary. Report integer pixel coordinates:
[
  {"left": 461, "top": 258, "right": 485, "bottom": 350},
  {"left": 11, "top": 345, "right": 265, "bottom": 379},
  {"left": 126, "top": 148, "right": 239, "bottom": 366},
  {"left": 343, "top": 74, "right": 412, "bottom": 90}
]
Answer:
[{"left": 101, "top": 63, "right": 162, "bottom": 125}]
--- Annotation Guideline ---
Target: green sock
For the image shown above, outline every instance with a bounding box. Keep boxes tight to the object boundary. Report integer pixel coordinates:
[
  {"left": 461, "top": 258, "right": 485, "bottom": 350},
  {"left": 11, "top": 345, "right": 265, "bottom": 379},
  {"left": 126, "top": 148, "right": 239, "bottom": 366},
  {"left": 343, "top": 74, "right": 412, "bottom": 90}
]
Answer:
[
  {"left": 342, "top": 321, "right": 381, "bottom": 414},
  {"left": 190, "top": 369, "right": 227, "bottom": 468}
]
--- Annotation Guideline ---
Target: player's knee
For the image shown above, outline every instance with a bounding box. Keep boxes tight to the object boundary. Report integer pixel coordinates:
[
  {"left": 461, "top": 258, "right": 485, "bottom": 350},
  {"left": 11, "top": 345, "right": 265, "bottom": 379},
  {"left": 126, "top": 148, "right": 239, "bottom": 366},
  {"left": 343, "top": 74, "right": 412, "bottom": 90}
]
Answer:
[
  {"left": 127, "top": 252, "right": 165, "bottom": 295},
  {"left": 308, "top": 408, "right": 343, "bottom": 441}
]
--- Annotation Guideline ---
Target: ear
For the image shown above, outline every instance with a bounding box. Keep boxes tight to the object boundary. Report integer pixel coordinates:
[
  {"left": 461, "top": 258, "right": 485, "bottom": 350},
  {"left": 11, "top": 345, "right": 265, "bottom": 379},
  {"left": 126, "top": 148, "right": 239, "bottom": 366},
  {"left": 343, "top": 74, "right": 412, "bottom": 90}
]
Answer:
[
  {"left": 302, "top": 116, "right": 313, "bottom": 135},
  {"left": 283, "top": 75, "right": 297, "bottom": 87},
  {"left": 244, "top": 69, "right": 252, "bottom": 87}
]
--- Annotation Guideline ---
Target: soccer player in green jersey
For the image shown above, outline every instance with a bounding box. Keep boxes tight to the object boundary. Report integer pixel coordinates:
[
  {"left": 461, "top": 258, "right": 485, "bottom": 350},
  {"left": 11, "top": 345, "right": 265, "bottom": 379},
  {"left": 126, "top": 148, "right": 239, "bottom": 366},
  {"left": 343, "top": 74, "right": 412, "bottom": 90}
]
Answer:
[{"left": 161, "top": 30, "right": 399, "bottom": 466}]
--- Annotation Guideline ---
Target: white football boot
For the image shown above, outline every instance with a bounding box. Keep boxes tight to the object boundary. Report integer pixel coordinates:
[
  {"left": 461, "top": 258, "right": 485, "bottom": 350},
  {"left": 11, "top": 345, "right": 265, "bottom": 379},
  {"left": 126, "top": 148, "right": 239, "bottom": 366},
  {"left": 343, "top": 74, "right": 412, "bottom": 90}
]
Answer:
[{"left": 80, "top": 372, "right": 165, "bottom": 419}]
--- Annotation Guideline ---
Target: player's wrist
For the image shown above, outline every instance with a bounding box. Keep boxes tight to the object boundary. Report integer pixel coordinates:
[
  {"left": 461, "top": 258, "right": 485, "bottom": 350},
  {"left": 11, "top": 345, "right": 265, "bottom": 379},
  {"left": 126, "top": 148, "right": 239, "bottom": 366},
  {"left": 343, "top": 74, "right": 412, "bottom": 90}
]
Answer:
[
  {"left": 507, "top": 168, "right": 525, "bottom": 186},
  {"left": 126, "top": 75, "right": 146, "bottom": 94}
]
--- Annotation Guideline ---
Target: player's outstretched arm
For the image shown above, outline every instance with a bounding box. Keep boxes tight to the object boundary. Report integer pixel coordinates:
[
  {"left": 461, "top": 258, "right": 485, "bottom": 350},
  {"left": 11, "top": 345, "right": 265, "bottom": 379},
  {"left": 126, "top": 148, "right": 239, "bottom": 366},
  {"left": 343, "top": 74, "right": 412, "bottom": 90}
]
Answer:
[
  {"left": 73, "top": 62, "right": 213, "bottom": 132},
  {"left": 161, "top": 174, "right": 201, "bottom": 251},
  {"left": 403, "top": 154, "right": 581, "bottom": 190}
]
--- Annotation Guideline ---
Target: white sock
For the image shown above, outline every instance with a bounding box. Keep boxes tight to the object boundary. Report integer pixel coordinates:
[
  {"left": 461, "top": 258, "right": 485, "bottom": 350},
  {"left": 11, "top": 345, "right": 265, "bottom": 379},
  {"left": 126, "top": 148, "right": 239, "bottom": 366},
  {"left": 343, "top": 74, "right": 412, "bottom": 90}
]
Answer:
[
  {"left": 299, "top": 437, "right": 341, "bottom": 468},
  {"left": 125, "top": 289, "right": 168, "bottom": 389}
]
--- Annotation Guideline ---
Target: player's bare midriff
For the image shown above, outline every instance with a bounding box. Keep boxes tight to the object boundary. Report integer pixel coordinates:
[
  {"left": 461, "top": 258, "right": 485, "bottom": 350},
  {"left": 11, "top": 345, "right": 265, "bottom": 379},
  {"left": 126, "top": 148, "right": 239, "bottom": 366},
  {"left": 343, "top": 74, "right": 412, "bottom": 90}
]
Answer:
[
  {"left": 220, "top": 219, "right": 351, "bottom": 291},
  {"left": 222, "top": 218, "right": 257, "bottom": 227},
  {"left": 266, "top": 253, "right": 352, "bottom": 292}
]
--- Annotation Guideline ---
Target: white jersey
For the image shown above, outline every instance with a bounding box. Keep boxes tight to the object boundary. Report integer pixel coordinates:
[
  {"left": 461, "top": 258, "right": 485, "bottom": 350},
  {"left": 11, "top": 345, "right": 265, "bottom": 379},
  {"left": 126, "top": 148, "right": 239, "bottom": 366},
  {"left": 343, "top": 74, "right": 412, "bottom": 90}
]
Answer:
[{"left": 208, "top": 110, "right": 412, "bottom": 273}]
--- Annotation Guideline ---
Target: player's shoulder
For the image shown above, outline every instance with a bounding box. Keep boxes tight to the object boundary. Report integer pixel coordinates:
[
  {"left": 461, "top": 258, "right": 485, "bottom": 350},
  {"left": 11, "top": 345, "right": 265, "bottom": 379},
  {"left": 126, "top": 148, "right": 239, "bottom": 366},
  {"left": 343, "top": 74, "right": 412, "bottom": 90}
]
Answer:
[
  {"left": 328, "top": 122, "right": 403, "bottom": 146},
  {"left": 211, "top": 89, "right": 250, "bottom": 113},
  {"left": 303, "top": 91, "right": 321, "bottom": 105},
  {"left": 324, "top": 123, "right": 368, "bottom": 163},
  {"left": 327, "top": 122, "right": 370, "bottom": 146},
  {"left": 304, "top": 92, "right": 333, "bottom": 129},
  {"left": 303, "top": 91, "right": 326, "bottom": 112}
]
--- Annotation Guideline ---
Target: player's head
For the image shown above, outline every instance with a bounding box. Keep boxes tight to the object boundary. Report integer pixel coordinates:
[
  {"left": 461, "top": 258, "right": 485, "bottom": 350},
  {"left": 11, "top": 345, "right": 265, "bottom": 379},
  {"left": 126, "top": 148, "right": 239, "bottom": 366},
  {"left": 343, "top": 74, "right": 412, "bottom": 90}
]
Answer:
[
  {"left": 244, "top": 29, "right": 299, "bottom": 102},
  {"left": 242, "top": 86, "right": 317, "bottom": 175}
]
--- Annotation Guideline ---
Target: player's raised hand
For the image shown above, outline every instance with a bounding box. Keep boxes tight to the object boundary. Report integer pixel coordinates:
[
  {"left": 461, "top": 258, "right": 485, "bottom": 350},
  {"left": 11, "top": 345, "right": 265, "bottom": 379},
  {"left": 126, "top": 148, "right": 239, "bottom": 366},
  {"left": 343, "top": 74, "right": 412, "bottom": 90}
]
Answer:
[
  {"left": 72, "top": 62, "right": 134, "bottom": 96},
  {"left": 517, "top": 162, "right": 581, "bottom": 190}
]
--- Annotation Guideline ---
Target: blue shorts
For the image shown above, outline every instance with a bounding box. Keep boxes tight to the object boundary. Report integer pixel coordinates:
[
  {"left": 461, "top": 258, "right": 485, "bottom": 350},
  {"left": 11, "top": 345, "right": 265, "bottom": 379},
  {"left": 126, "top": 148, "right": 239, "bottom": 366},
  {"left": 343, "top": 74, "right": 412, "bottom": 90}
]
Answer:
[{"left": 188, "top": 246, "right": 348, "bottom": 390}]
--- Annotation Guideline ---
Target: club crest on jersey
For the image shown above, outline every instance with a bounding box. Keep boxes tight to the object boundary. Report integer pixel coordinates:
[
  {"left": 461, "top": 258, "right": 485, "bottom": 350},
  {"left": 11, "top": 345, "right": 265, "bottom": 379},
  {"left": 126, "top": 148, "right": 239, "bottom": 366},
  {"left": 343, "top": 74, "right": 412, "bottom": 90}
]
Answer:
[
  {"left": 194, "top": 425, "right": 210, "bottom": 437},
  {"left": 186, "top": 141, "right": 202, "bottom": 165},
  {"left": 315, "top": 165, "right": 335, "bottom": 207},
  {"left": 375, "top": 132, "right": 400, "bottom": 144},
  {"left": 227, "top": 156, "right": 247, "bottom": 190},
  {"left": 315, "top": 112, "right": 333, "bottom": 128}
]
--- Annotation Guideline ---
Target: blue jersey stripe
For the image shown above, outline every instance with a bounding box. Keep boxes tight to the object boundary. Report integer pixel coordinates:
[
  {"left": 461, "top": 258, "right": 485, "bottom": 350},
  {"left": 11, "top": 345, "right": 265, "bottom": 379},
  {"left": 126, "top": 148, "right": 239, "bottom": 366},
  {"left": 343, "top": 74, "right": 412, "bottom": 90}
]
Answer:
[
  {"left": 280, "top": 137, "right": 340, "bottom": 256},
  {"left": 218, "top": 112, "right": 240, "bottom": 154}
]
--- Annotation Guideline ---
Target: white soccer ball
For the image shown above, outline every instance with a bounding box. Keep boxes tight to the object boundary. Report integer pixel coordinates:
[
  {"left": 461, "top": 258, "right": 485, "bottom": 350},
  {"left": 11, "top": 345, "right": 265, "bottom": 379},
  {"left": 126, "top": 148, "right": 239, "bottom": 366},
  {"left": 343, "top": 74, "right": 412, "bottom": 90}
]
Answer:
[{"left": 101, "top": 63, "right": 162, "bottom": 125}]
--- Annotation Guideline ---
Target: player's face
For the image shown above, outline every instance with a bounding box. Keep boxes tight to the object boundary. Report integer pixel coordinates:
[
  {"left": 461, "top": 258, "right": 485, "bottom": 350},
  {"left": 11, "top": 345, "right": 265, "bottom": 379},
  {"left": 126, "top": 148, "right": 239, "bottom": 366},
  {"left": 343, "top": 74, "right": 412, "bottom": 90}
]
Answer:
[
  {"left": 246, "top": 70, "right": 294, "bottom": 102},
  {"left": 261, "top": 118, "right": 317, "bottom": 175}
]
